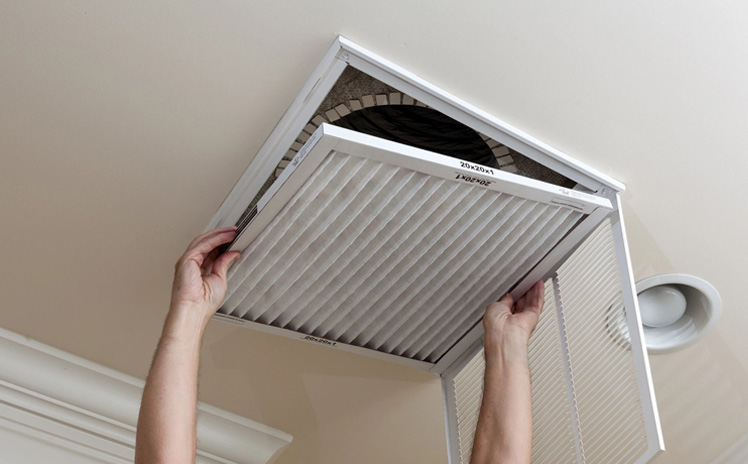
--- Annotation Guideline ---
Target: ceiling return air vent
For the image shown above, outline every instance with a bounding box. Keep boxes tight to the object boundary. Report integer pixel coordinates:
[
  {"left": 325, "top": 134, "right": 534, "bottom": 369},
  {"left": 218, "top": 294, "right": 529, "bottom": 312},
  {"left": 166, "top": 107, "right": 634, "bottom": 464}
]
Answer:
[{"left": 206, "top": 37, "right": 664, "bottom": 463}]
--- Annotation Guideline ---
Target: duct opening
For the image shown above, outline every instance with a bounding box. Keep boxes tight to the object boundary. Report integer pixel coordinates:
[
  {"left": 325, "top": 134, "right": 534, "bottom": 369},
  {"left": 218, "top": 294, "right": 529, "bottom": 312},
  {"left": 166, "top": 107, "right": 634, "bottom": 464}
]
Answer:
[
  {"left": 293, "top": 67, "right": 576, "bottom": 186},
  {"left": 303, "top": 67, "right": 574, "bottom": 185},
  {"left": 332, "top": 105, "right": 499, "bottom": 169},
  {"left": 242, "top": 67, "right": 576, "bottom": 219}
]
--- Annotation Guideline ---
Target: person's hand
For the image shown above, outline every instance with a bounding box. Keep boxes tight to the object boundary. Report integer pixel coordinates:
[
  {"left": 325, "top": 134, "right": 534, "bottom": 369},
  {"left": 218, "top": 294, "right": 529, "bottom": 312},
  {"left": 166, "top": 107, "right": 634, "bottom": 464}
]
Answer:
[
  {"left": 483, "top": 280, "right": 545, "bottom": 351},
  {"left": 170, "top": 226, "right": 242, "bottom": 326}
]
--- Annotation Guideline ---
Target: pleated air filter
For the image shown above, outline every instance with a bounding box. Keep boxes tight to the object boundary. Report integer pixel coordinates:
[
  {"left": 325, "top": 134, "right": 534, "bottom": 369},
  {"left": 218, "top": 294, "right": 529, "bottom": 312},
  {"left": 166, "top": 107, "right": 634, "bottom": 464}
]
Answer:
[
  {"left": 218, "top": 124, "right": 607, "bottom": 365},
  {"left": 206, "top": 37, "right": 663, "bottom": 463}
]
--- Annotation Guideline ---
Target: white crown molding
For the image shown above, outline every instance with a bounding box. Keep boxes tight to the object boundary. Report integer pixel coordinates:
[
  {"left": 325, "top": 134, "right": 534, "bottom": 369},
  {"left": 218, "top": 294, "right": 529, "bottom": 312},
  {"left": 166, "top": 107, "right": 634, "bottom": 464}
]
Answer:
[{"left": 0, "top": 327, "right": 292, "bottom": 464}]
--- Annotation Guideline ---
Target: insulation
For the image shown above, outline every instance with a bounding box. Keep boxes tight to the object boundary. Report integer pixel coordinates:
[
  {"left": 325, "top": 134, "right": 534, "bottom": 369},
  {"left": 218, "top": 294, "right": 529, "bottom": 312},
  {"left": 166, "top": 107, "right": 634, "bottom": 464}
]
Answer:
[{"left": 220, "top": 146, "right": 585, "bottom": 363}]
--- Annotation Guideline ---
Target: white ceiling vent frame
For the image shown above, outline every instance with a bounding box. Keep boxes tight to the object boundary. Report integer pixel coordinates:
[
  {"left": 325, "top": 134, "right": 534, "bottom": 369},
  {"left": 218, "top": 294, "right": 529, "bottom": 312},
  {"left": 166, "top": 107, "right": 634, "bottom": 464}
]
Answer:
[
  {"left": 204, "top": 36, "right": 663, "bottom": 463},
  {"left": 206, "top": 36, "right": 624, "bottom": 233}
]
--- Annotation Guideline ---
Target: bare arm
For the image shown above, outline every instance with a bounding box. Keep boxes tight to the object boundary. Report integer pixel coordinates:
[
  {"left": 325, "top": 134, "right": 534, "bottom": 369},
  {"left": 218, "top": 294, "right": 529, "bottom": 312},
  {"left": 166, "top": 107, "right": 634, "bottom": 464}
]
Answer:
[
  {"left": 470, "top": 281, "right": 544, "bottom": 464},
  {"left": 135, "top": 227, "right": 241, "bottom": 464}
]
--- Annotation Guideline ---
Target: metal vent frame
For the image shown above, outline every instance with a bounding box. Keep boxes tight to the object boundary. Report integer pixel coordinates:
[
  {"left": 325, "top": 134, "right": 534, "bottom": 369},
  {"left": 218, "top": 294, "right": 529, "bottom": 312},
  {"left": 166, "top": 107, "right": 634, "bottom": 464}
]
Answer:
[{"left": 204, "top": 36, "right": 663, "bottom": 463}]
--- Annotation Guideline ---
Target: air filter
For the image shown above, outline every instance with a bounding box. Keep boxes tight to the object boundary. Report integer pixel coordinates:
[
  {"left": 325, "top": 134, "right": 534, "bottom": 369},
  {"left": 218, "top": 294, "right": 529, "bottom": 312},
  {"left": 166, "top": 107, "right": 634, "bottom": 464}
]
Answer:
[
  {"left": 206, "top": 36, "right": 663, "bottom": 464},
  {"left": 218, "top": 124, "right": 608, "bottom": 365}
]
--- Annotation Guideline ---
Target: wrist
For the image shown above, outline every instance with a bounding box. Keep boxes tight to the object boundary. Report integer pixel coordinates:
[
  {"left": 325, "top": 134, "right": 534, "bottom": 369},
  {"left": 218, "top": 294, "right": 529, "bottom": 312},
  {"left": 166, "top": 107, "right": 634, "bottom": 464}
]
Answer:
[
  {"left": 162, "top": 304, "right": 210, "bottom": 344},
  {"left": 484, "top": 332, "right": 529, "bottom": 364}
]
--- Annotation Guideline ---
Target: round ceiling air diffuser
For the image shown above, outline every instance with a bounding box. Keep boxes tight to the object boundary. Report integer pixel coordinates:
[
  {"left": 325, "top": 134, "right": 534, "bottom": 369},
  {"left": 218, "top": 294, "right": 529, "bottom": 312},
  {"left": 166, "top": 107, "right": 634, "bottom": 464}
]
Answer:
[
  {"left": 637, "top": 274, "right": 721, "bottom": 354},
  {"left": 605, "top": 274, "right": 721, "bottom": 354}
]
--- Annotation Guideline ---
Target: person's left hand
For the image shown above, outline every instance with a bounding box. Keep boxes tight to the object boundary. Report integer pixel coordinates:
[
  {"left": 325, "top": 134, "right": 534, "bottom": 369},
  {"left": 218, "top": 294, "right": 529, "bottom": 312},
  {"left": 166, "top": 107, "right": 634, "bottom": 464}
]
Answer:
[{"left": 170, "top": 227, "right": 242, "bottom": 325}]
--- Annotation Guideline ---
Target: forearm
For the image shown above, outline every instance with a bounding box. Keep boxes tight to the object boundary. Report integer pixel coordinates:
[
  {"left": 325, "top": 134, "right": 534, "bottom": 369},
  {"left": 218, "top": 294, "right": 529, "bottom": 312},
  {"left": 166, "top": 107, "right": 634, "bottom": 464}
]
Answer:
[
  {"left": 470, "top": 334, "right": 533, "bottom": 464},
  {"left": 135, "top": 306, "right": 207, "bottom": 464}
]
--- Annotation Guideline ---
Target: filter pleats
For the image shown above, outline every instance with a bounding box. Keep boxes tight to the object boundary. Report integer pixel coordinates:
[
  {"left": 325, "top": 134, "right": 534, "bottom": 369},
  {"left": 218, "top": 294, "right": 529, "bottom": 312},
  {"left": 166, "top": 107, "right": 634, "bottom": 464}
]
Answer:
[{"left": 223, "top": 150, "right": 583, "bottom": 362}]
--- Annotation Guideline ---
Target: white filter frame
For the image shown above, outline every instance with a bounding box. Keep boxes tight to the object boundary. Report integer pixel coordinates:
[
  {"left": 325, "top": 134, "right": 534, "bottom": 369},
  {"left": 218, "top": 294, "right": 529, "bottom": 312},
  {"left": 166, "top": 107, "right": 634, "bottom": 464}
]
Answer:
[{"left": 228, "top": 124, "right": 611, "bottom": 253}]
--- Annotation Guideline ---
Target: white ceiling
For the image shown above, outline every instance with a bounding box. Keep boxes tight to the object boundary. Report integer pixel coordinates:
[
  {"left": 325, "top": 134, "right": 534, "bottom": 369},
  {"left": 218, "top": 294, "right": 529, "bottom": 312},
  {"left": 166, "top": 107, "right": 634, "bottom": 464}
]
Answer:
[{"left": 2, "top": 1, "right": 747, "bottom": 463}]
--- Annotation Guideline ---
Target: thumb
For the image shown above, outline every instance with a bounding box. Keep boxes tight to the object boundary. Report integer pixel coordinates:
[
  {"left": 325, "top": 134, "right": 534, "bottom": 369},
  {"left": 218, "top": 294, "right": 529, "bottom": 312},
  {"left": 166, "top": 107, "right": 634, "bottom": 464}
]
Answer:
[
  {"left": 485, "top": 293, "right": 514, "bottom": 318},
  {"left": 498, "top": 293, "right": 514, "bottom": 307},
  {"left": 493, "top": 293, "right": 514, "bottom": 313},
  {"left": 213, "top": 251, "right": 241, "bottom": 281}
]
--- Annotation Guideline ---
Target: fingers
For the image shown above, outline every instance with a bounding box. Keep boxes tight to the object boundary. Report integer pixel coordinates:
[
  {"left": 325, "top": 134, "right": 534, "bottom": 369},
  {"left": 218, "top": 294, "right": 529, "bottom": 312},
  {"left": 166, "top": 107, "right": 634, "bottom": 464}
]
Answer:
[
  {"left": 531, "top": 280, "right": 545, "bottom": 312},
  {"left": 201, "top": 247, "right": 221, "bottom": 276},
  {"left": 212, "top": 251, "right": 242, "bottom": 280},
  {"left": 485, "top": 293, "right": 514, "bottom": 317},
  {"left": 180, "top": 227, "right": 237, "bottom": 267},
  {"left": 186, "top": 226, "right": 236, "bottom": 251},
  {"left": 516, "top": 280, "right": 544, "bottom": 315}
]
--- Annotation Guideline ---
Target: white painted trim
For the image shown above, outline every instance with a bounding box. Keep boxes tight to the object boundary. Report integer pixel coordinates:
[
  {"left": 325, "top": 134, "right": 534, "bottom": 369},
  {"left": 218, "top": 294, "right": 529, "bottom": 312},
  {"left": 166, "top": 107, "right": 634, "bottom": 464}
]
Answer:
[
  {"left": 0, "top": 402, "right": 133, "bottom": 464},
  {"left": 0, "top": 327, "right": 292, "bottom": 464},
  {"left": 610, "top": 194, "right": 665, "bottom": 462}
]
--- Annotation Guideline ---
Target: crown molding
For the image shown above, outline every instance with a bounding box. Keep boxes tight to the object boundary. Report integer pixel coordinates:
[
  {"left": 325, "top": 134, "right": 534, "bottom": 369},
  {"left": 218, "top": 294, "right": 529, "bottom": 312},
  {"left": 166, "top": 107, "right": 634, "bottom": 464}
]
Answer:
[{"left": 0, "top": 327, "right": 292, "bottom": 464}]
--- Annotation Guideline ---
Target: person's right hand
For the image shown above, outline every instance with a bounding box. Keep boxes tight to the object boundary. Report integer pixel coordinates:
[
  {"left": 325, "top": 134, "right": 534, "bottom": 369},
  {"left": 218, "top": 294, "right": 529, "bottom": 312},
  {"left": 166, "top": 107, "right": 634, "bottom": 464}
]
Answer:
[
  {"left": 483, "top": 280, "right": 545, "bottom": 349},
  {"left": 169, "top": 226, "right": 242, "bottom": 326}
]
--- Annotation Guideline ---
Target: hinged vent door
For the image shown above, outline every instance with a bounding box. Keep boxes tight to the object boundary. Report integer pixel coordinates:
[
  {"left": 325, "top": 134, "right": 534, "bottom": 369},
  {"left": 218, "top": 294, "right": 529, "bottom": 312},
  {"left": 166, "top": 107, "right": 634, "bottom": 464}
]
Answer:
[
  {"left": 443, "top": 217, "right": 663, "bottom": 464},
  {"left": 213, "top": 124, "right": 612, "bottom": 369}
]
